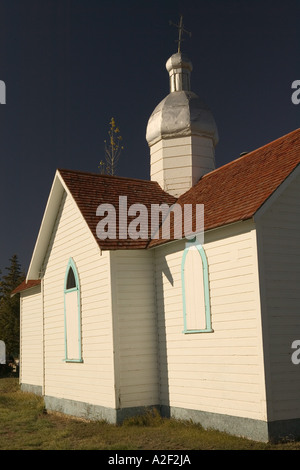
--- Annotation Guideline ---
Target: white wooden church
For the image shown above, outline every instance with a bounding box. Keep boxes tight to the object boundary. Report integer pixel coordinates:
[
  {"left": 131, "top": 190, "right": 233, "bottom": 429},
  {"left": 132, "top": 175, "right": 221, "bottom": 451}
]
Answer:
[{"left": 13, "top": 47, "right": 300, "bottom": 442}]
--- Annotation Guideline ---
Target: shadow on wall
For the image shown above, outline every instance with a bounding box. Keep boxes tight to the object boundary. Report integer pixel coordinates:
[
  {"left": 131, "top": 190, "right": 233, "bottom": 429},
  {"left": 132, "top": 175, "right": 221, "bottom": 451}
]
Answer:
[{"left": 154, "top": 249, "right": 175, "bottom": 418}]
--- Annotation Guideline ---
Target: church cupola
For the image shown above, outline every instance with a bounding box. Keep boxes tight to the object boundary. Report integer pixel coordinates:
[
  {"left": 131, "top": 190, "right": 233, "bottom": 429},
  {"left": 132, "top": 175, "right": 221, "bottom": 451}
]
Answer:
[
  {"left": 166, "top": 52, "right": 192, "bottom": 92},
  {"left": 146, "top": 23, "right": 219, "bottom": 197}
]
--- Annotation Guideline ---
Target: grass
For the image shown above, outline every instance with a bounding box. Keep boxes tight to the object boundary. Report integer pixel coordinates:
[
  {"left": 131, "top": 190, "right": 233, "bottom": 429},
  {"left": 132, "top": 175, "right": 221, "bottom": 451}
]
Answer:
[{"left": 0, "top": 377, "right": 300, "bottom": 450}]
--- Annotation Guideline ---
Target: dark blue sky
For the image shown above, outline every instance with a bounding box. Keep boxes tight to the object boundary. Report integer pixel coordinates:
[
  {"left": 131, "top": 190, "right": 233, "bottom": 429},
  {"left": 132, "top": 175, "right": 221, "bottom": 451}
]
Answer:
[{"left": 0, "top": 0, "right": 299, "bottom": 273}]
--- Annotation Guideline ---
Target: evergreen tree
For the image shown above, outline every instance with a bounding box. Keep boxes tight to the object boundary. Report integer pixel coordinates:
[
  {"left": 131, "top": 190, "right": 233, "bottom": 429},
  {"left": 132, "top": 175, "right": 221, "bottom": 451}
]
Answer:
[{"left": 0, "top": 255, "right": 25, "bottom": 358}]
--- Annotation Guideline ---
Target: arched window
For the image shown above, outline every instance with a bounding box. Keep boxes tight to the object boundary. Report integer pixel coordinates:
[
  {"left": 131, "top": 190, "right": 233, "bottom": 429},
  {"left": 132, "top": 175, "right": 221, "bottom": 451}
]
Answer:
[
  {"left": 181, "top": 243, "right": 213, "bottom": 334},
  {"left": 64, "top": 258, "right": 82, "bottom": 362}
]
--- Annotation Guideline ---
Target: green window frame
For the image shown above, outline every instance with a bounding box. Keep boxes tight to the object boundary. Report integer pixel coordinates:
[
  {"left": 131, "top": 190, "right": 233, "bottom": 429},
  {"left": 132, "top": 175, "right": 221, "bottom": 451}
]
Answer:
[
  {"left": 63, "top": 258, "right": 83, "bottom": 362},
  {"left": 181, "top": 242, "right": 213, "bottom": 334}
]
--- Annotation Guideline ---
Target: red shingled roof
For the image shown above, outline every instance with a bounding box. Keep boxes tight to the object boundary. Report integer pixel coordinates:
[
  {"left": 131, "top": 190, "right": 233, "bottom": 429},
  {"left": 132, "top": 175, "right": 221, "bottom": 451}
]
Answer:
[
  {"left": 59, "top": 169, "right": 177, "bottom": 250},
  {"left": 16, "top": 129, "right": 300, "bottom": 294},
  {"left": 11, "top": 279, "right": 41, "bottom": 296},
  {"left": 149, "top": 127, "right": 300, "bottom": 247},
  {"left": 58, "top": 128, "right": 300, "bottom": 251}
]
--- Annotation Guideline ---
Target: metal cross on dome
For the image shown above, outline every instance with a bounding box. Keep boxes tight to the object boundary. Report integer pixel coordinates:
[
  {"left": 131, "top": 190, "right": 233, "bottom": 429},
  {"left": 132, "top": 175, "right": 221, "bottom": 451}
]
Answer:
[{"left": 169, "top": 15, "right": 192, "bottom": 53}]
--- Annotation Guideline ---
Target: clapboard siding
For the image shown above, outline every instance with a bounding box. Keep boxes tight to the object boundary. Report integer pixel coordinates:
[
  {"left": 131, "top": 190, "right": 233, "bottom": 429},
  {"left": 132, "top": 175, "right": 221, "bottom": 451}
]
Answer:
[
  {"left": 154, "top": 220, "right": 266, "bottom": 421},
  {"left": 20, "top": 286, "right": 43, "bottom": 387},
  {"left": 42, "top": 191, "right": 115, "bottom": 408},
  {"left": 257, "top": 172, "right": 300, "bottom": 421},
  {"left": 112, "top": 250, "right": 159, "bottom": 408}
]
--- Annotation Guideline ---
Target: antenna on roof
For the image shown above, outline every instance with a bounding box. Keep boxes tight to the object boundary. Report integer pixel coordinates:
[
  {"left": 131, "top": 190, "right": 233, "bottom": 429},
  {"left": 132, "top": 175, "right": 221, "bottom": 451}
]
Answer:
[{"left": 169, "top": 15, "right": 191, "bottom": 53}]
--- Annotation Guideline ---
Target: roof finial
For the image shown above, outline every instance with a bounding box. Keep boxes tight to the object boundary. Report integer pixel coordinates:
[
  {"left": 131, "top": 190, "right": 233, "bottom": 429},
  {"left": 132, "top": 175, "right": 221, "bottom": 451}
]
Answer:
[{"left": 169, "top": 15, "right": 191, "bottom": 53}]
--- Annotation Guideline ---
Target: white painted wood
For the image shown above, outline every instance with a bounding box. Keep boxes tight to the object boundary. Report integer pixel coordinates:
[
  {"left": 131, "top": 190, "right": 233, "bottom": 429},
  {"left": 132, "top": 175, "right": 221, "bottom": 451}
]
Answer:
[
  {"left": 20, "top": 156, "right": 300, "bottom": 430},
  {"left": 256, "top": 172, "right": 300, "bottom": 421},
  {"left": 27, "top": 173, "right": 64, "bottom": 280},
  {"left": 20, "top": 286, "right": 43, "bottom": 387},
  {"left": 111, "top": 250, "right": 159, "bottom": 408},
  {"left": 40, "top": 191, "right": 115, "bottom": 408},
  {"left": 150, "top": 135, "right": 215, "bottom": 197},
  {"left": 27, "top": 171, "right": 102, "bottom": 281},
  {"left": 154, "top": 221, "right": 267, "bottom": 421}
]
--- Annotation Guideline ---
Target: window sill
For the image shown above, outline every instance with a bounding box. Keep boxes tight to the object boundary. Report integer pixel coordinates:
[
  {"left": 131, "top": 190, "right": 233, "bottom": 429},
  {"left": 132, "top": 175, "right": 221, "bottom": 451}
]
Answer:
[
  {"left": 63, "top": 359, "right": 84, "bottom": 363},
  {"left": 183, "top": 329, "right": 214, "bottom": 334}
]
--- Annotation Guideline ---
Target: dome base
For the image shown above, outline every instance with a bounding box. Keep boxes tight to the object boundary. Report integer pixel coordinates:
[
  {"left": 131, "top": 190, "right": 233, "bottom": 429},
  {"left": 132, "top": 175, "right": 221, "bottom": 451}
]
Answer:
[{"left": 150, "top": 134, "right": 216, "bottom": 197}]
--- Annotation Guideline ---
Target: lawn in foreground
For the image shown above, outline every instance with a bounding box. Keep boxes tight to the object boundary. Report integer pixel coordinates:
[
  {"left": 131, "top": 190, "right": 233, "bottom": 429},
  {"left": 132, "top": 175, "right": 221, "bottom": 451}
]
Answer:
[{"left": 0, "top": 377, "right": 299, "bottom": 450}]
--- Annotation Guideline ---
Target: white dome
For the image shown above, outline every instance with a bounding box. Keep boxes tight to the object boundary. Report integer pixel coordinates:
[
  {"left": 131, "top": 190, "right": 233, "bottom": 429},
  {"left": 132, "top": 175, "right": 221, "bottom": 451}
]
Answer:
[
  {"left": 166, "top": 52, "right": 193, "bottom": 75},
  {"left": 146, "top": 52, "right": 218, "bottom": 147},
  {"left": 146, "top": 90, "right": 219, "bottom": 147}
]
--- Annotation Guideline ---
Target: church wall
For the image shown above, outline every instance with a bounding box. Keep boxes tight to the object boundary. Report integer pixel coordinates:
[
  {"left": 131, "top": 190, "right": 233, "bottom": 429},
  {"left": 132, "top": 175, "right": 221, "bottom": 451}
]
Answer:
[
  {"left": 154, "top": 220, "right": 267, "bottom": 433},
  {"left": 41, "top": 191, "right": 116, "bottom": 413},
  {"left": 150, "top": 136, "right": 215, "bottom": 197},
  {"left": 150, "top": 137, "right": 193, "bottom": 196},
  {"left": 256, "top": 171, "right": 300, "bottom": 425},
  {"left": 20, "top": 285, "right": 43, "bottom": 394},
  {"left": 111, "top": 250, "right": 160, "bottom": 411}
]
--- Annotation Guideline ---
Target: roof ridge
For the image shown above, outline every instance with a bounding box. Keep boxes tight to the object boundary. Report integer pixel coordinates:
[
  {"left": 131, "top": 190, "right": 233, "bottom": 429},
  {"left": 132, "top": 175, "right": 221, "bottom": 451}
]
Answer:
[
  {"left": 200, "top": 127, "right": 300, "bottom": 180},
  {"left": 58, "top": 168, "right": 154, "bottom": 185}
]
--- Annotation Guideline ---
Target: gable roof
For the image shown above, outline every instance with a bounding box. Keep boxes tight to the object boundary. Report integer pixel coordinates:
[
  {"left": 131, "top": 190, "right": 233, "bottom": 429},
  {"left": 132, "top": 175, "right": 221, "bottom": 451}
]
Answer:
[
  {"left": 11, "top": 279, "right": 41, "bottom": 296},
  {"left": 60, "top": 128, "right": 300, "bottom": 250},
  {"left": 149, "top": 127, "right": 300, "bottom": 247},
  {"left": 58, "top": 169, "right": 177, "bottom": 250},
  {"left": 24, "top": 127, "right": 300, "bottom": 285},
  {"left": 25, "top": 169, "right": 177, "bottom": 281}
]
